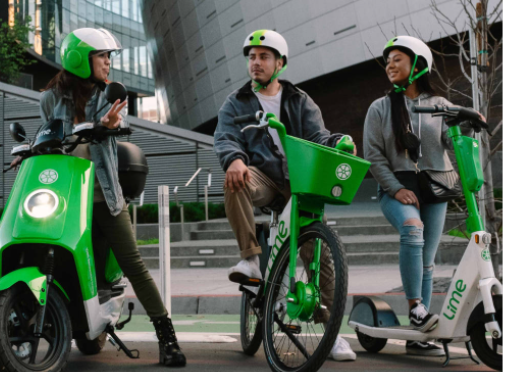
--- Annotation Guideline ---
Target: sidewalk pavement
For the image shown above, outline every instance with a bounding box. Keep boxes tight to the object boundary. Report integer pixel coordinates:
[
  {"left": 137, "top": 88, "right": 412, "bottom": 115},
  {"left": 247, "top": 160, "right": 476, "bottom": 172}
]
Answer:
[{"left": 123, "top": 264, "right": 457, "bottom": 316}]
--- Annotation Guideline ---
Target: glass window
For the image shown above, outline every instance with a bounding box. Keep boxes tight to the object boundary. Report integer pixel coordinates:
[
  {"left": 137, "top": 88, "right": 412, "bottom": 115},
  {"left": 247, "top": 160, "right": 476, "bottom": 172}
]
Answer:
[
  {"left": 133, "top": 46, "right": 139, "bottom": 75},
  {"left": 112, "top": 0, "right": 120, "bottom": 14},
  {"left": 132, "top": 0, "right": 139, "bottom": 21},
  {"left": 148, "top": 59, "right": 153, "bottom": 79},
  {"left": 112, "top": 52, "right": 121, "bottom": 70},
  {"left": 122, "top": 0, "right": 129, "bottom": 18},
  {"left": 122, "top": 48, "right": 130, "bottom": 73},
  {"left": 94, "top": 1, "right": 103, "bottom": 7},
  {"left": 139, "top": 45, "right": 147, "bottom": 77}
]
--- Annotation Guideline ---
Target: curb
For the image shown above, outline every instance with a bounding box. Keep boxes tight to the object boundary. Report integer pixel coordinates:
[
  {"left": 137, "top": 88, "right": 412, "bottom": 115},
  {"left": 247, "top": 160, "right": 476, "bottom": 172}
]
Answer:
[{"left": 123, "top": 292, "right": 448, "bottom": 317}]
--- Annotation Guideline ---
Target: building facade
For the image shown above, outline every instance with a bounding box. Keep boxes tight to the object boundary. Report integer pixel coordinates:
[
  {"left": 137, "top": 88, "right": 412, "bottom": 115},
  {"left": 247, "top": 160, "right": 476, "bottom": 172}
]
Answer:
[
  {"left": 4, "top": 0, "right": 156, "bottom": 116},
  {"left": 141, "top": 0, "right": 464, "bottom": 130}
]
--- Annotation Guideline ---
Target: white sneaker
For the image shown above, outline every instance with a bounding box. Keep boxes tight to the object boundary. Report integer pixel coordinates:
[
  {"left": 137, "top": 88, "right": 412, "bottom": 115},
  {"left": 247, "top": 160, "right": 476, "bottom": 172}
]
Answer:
[
  {"left": 329, "top": 335, "right": 357, "bottom": 361},
  {"left": 228, "top": 255, "right": 262, "bottom": 284}
]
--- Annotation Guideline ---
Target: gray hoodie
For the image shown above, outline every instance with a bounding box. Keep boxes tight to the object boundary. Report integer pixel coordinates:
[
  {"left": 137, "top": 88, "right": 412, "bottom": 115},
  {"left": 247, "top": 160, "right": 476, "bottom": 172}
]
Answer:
[{"left": 363, "top": 93, "right": 464, "bottom": 198}]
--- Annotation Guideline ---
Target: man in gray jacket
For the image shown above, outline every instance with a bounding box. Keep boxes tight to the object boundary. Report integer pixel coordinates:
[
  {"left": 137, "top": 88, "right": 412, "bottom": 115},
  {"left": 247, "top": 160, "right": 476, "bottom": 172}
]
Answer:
[{"left": 214, "top": 30, "right": 356, "bottom": 361}]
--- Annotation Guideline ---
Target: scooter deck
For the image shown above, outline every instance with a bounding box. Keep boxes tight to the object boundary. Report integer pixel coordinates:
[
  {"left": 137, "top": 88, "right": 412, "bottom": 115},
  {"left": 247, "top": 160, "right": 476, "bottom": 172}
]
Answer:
[{"left": 348, "top": 321, "right": 470, "bottom": 343}]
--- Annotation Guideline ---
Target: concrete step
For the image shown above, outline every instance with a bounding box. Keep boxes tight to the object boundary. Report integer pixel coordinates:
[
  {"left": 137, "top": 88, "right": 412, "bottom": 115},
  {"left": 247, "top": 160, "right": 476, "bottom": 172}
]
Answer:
[
  {"left": 139, "top": 235, "right": 468, "bottom": 267},
  {"left": 188, "top": 224, "right": 398, "bottom": 241},
  {"left": 194, "top": 216, "right": 390, "bottom": 232}
]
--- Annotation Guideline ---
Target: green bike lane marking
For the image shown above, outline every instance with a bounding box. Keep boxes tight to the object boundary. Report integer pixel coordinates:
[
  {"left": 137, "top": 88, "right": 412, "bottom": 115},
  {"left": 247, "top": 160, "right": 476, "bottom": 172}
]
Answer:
[{"left": 119, "top": 314, "right": 411, "bottom": 334}]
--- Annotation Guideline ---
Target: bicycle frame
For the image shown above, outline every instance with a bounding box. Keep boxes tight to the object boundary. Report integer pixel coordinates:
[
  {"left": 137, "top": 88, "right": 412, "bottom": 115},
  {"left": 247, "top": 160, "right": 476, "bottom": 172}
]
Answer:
[{"left": 263, "top": 197, "right": 323, "bottom": 320}]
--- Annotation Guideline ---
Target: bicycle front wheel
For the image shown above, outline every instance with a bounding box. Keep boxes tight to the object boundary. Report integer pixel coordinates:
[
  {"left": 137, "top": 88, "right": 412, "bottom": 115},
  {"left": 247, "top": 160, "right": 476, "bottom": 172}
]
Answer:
[{"left": 262, "top": 222, "right": 348, "bottom": 372}]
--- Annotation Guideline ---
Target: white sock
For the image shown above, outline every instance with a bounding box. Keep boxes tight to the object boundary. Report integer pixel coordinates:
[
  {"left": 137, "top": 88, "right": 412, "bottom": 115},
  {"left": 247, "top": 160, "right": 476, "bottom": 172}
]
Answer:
[{"left": 247, "top": 254, "right": 259, "bottom": 266}]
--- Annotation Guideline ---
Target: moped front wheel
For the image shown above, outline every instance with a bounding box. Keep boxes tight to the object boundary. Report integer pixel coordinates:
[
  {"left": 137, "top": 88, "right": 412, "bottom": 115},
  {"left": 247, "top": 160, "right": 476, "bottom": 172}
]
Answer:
[
  {"left": 470, "top": 295, "right": 502, "bottom": 371},
  {"left": 262, "top": 222, "right": 348, "bottom": 372},
  {"left": 0, "top": 286, "right": 72, "bottom": 372},
  {"left": 240, "top": 290, "right": 262, "bottom": 355}
]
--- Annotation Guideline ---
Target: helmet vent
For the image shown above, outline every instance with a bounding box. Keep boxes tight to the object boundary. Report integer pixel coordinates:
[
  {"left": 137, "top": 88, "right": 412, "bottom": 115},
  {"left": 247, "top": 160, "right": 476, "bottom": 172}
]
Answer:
[
  {"left": 260, "top": 36, "right": 265, "bottom": 40},
  {"left": 249, "top": 36, "right": 254, "bottom": 41},
  {"left": 393, "top": 38, "right": 398, "bottom": 42}
]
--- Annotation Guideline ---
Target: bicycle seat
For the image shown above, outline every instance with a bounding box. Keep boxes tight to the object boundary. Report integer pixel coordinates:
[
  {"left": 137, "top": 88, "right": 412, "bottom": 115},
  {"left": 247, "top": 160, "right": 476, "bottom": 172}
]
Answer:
[{"left": 260, "top": 195, "right": 285, "bottom": 215}]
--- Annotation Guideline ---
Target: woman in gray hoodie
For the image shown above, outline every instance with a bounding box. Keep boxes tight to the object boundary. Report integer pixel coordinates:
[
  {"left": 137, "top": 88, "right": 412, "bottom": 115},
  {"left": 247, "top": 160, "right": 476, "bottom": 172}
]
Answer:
[{"left": 363, "top": 36, "right": 481, "bottom": 356}]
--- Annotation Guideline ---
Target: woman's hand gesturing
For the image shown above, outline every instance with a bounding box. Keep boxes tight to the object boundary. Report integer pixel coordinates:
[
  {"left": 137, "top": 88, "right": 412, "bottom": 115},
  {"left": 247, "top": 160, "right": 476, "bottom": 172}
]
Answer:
[{"left": 100, "top": 99, "right": 128, "bottom": 129}]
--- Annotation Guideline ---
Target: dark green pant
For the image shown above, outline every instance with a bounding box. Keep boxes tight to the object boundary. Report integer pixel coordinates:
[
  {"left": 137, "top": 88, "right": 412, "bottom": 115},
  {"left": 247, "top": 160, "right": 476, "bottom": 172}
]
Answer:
[{"left": 92, "top": 202, "right": 167, "bottom": 318}]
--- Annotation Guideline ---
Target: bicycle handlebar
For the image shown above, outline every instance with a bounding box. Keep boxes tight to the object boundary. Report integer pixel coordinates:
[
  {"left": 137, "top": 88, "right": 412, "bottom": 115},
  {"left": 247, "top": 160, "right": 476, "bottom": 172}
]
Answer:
[{"left": 234, "top": 111, "right": 264, "bottom": 124}]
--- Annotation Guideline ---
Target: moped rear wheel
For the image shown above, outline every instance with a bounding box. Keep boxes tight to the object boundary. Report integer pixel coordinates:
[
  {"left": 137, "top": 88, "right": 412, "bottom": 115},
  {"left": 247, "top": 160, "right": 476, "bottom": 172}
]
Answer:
[
  {"left": 0, "top": 285, "right": 72, "bottom": 372},
  {"left": 240, "top": 290, "right": 262, "bottom": 355},
  {"left": 75, "top": 332, "right": 107, "bottom": 355},
  {"left": 262, "top": 222, "right": 347, "bottom": 372},
  {"left": 470, "top": 295, "right": 502, "bottom": 371}
]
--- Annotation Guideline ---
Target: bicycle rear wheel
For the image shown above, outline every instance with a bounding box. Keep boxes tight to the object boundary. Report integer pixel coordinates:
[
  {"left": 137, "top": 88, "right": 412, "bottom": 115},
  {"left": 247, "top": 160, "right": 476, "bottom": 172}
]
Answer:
[
  {"left": 262, "top": 222, "right": 347, "bottom": 372},
  {"left": 240, "top": 290, "right": 262, "bottom": 355}
]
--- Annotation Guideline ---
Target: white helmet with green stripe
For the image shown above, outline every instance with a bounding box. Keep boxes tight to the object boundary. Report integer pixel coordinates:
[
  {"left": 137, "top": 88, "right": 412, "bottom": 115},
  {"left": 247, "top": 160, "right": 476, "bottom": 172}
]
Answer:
[
  {"left": 60, "top": 28, "right": 122, "bottom": 79},
  {"left": 383, "top": 36, "right": 432, "bottom": 92},
  {"left": 243, "top": 30, "right": 288, "bottom": 90}
]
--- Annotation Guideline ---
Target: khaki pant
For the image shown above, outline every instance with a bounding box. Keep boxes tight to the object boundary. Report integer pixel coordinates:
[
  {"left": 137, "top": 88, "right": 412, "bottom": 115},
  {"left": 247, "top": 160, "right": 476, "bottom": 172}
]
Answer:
[{"left": 224, "top": 166, "right": 333, "bottom": 322}]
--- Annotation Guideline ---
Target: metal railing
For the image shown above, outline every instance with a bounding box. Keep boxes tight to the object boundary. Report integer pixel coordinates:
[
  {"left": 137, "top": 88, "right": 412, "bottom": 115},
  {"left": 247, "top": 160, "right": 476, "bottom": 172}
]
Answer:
[{"left": 173, "top": 168, "right": 212, "bottom": 240}]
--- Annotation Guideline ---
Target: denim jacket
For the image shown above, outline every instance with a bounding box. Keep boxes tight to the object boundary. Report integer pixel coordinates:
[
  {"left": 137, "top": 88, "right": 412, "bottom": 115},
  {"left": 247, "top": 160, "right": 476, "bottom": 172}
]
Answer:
[
  {"left": 214, "top": 80, "right": 343, "bottom": 188},
  {"left": 39, "top": 87, "right": 126, "bottom": 216}
]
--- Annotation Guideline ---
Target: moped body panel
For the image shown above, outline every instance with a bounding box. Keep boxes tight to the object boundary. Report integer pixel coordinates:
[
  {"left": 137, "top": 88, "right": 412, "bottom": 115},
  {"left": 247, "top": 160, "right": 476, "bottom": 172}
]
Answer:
[{"left": 0, "top": 155, "right": 124, "bottom": 339}]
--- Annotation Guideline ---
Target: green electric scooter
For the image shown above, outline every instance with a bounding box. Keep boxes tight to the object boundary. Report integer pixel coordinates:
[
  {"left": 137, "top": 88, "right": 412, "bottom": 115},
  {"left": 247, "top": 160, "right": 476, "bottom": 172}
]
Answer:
[{"left": 0, "top": 83, "right": 145, "bottom": 372}]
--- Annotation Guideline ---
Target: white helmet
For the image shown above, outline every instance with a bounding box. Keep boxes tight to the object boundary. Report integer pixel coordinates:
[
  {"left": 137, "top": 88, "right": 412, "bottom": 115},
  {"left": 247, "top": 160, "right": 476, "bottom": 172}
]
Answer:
[
  {"left": 383, "top": 35, "right": 432, "bottom": 72},
  {"left": 243, "top": 30, "right": 288, "bottom": 67}
]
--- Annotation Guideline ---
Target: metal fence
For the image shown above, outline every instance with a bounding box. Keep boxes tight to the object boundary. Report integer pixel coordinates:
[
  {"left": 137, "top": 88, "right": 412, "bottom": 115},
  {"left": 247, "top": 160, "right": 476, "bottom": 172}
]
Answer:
[{"left": 0, "top": 82, "right": 225, "bottom": 207}]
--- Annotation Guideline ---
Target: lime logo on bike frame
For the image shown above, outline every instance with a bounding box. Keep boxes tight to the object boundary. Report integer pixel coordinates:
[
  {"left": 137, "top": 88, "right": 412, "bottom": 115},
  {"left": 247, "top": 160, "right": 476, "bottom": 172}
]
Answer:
[
  {"left": 336, "top": 164, "right": 352, "bottom": 180},
  {"left": 39, "top": 169, "right": 58, "bottom": 184},
  {"left": 481, "top": 249, "right": 491, "bottom": 261}
]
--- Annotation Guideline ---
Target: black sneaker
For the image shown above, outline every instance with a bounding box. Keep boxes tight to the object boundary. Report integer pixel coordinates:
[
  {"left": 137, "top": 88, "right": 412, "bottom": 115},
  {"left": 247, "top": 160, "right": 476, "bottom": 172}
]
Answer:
[
  {"left": 409, "top": 301, "right": 438, "bottom": 332},
  {"left": 406, "top": 341, "right": 445, "bottom": 356}
]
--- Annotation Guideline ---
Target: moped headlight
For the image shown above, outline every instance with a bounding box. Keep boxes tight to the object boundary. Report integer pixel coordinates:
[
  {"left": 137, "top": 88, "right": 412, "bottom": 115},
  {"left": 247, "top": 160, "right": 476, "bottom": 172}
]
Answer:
[{"left": 24, "top": 189, "right": 59, "bottom": 218}]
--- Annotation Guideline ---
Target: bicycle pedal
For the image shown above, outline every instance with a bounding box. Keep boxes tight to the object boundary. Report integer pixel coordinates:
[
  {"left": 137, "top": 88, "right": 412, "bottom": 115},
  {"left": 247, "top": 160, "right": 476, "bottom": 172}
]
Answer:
[
  {"left": 241, "top": 278, "right": 263, "bottom": 287},
  {"left": 285, "top": 324, "right": 302, "bottom": 335}
]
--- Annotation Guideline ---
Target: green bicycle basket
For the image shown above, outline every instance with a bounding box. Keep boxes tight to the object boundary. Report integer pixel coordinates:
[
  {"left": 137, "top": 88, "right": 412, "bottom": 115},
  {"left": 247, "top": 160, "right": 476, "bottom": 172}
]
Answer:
[{"left": 283, "top": 136, "right": 370, "bottom": 205}]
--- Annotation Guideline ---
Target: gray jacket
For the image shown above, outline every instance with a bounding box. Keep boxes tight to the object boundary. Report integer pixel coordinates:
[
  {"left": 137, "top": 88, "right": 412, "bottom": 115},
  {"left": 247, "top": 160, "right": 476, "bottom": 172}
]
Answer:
[
  {"left": 40, "top": 87, "right": 126, "bottom": 216},
  {"left": 214, "top": 80, "right": 343, "bottom": 188},
  {"left": 363, "top": 93, "right": 463, "bottom": 197}
]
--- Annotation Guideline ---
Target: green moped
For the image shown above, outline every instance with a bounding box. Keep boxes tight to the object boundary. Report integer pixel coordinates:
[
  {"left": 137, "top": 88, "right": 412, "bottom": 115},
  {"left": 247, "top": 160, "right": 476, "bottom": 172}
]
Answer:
[{"left": 0, "top": 83, "right": 147, "bottom": 371}]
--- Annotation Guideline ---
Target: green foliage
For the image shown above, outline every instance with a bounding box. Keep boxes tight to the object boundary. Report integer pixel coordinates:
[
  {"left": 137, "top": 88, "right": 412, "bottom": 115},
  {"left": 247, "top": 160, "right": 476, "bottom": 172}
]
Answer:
[
  {"left": 129, "top": 202, "right": 226, "bottom": 224},
  {"left": 0, "top": 15, "right": 36, "bottom": 85},
  {"left": 137, "top": 238, "right": 159, "bottom": 246}
]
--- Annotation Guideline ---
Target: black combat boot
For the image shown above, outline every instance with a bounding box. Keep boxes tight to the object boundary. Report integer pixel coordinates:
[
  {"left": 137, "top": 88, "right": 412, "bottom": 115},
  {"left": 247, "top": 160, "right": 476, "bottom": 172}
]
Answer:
[{"left": 151, "top": 315, "right": 187, "bottom": 367}]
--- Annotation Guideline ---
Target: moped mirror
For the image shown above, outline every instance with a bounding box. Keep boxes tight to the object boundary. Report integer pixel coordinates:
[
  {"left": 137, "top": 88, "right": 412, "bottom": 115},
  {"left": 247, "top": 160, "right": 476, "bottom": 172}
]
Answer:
[
  {"left": 9, "top": 122, "right": 27, "bottom": 143},
  {"left": 105, "top": 82, "right": 127, "bottom": 104}
]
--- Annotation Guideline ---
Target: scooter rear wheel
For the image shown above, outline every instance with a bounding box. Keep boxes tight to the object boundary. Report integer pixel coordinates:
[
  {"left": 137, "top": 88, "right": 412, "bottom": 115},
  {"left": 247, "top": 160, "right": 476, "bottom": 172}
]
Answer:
[
  {"left": 470, "top": 296, "right": 502, "bottom": 371},
  {"left": 0, "top": 285, "right": 72, "bottom": 372},
  {"left": 357, "top": 331, "right": 387, "bottom": 353}
]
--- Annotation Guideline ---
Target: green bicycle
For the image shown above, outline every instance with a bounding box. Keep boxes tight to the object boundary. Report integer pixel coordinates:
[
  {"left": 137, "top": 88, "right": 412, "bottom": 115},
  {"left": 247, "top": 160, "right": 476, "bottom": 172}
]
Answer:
[{"left": 235, "top": 111, "right": 370, "bottom": 372}]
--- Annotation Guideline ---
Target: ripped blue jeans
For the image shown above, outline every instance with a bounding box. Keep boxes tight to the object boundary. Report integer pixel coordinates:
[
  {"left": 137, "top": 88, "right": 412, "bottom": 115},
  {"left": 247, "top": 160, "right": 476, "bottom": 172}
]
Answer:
[{"left": 379, "top": 190, "right": 447, "bottom": 310}]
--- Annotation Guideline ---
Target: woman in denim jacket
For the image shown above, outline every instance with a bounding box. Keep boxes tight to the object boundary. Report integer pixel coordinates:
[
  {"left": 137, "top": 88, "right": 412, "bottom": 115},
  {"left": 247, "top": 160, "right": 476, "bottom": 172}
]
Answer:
[{"left": 38, "top": 28, "right": 186, "bottom": 367}]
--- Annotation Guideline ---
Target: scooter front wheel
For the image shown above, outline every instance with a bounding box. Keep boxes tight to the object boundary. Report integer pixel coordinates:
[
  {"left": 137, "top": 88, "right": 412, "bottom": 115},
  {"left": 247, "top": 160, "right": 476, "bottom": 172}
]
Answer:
[
  {"left": 470, "top": 295, "right": 502, "bottom": 371},
  {"left": 0, "top": 285, "right": 72, "bottom": 372}
]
